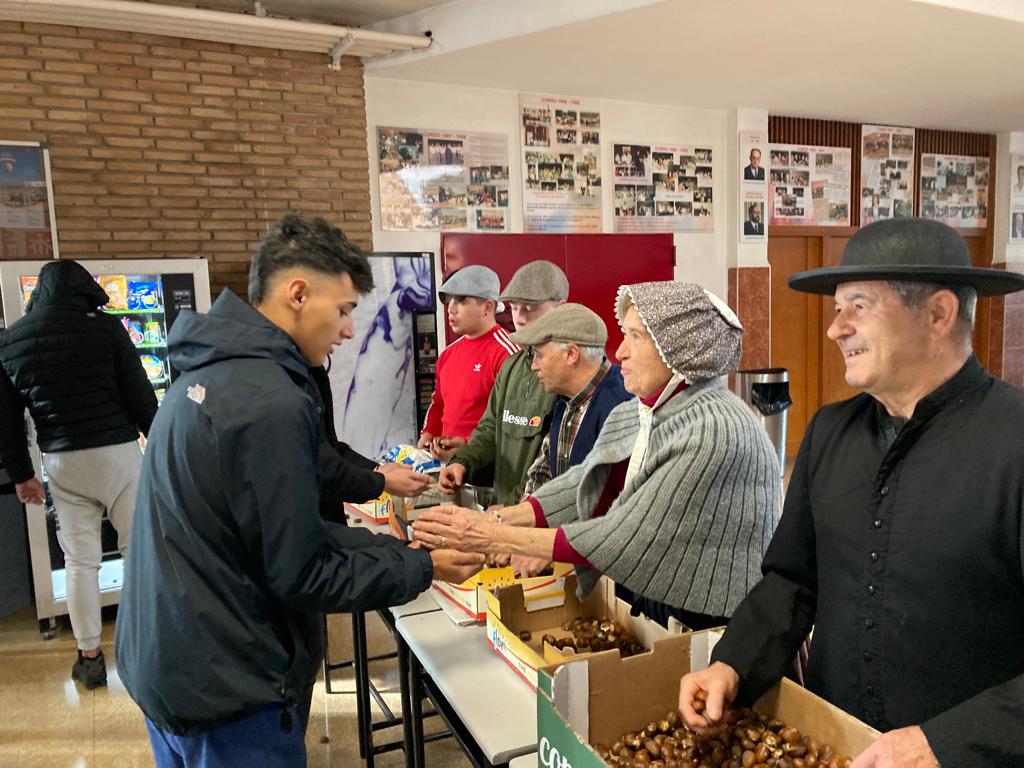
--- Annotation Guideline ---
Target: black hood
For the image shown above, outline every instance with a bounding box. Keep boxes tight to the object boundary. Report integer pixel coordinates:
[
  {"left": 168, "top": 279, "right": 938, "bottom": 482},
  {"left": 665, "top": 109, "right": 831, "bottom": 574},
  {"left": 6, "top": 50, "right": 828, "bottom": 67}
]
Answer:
[
  {"left": 27, "top": 260, "right": 110, "bottom": 313},
  {"left": 167, "top": 289, "right": 309, "bottom": 382}
]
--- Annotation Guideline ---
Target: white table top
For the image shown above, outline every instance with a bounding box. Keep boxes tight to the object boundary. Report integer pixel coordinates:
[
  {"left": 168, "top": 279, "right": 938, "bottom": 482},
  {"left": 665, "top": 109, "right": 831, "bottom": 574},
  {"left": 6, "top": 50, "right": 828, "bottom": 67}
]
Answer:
[
  {"left": 389, "top": 588, "right": 442, "bottom": 619},
  {"left": 509, "top": 756, "right": 537, "bottom": 768},
  {"left": 395, "top": 610, "right": 539, "bottom": 764}
]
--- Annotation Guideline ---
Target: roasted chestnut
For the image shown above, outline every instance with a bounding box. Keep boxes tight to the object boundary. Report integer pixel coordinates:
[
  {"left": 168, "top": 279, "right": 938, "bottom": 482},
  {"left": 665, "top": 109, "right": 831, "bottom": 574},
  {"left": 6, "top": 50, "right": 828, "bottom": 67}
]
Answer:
[{"left": 592, "top": 707, "right": 852, "bottom": 768}]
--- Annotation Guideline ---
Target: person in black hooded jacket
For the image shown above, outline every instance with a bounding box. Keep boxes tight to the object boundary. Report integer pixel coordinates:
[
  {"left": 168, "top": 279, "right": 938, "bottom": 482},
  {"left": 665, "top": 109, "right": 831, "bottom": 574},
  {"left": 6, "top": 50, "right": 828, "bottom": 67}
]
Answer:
[
  {"left": 115, "top": 214, "right": 483, "bottom": 768},
  {"left": 0, "top": 259, "right": 156, "bottom": 690},
  {"left": 309, "top": 363, "right": 431, "bottom": 524}
]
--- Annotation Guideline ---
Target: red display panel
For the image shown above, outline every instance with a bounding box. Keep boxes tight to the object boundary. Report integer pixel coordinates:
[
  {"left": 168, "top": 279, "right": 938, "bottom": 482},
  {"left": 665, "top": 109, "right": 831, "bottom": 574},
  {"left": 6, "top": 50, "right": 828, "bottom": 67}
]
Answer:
[{"left": 441, "top": 233, "right": 675, "bottom": 361}]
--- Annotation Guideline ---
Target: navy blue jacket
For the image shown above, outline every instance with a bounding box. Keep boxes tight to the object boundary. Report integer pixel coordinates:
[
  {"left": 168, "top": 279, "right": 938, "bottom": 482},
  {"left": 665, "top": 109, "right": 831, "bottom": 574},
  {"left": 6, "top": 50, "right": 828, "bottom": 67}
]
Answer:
[
  {"left": 116, "top": 290, "right": 432, "bottom": 734},
  {"left": 549, "top": 364, "right": 632, "bottom": 477}
]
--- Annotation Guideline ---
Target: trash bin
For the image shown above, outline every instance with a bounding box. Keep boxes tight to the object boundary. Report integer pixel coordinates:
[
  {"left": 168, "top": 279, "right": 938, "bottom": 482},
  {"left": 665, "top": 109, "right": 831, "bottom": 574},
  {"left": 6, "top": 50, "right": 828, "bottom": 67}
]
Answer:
[{"left": 732, "top": 368, "right": 792, "bottom": 476}]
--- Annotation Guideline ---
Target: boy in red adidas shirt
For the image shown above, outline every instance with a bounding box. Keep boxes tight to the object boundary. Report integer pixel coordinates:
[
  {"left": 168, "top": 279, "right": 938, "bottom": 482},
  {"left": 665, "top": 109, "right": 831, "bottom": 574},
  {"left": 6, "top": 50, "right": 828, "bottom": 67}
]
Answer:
[{"left": 419, "top": 266, "right": 517, "bottom": 460}]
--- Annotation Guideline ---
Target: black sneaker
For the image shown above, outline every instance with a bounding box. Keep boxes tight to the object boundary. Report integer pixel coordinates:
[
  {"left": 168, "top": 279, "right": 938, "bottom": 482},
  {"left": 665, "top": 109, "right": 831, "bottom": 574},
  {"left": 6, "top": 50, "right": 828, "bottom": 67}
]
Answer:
[{"left": 71, "top": 650, "right": 107, "bottom": 690}]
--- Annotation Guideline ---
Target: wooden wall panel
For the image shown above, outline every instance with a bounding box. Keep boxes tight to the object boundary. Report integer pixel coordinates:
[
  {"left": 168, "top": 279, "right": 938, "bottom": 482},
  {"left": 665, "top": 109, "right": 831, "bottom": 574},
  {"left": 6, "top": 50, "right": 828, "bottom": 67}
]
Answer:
[{"left": 768, "top": 237, "right": 820, "bottom": 454}]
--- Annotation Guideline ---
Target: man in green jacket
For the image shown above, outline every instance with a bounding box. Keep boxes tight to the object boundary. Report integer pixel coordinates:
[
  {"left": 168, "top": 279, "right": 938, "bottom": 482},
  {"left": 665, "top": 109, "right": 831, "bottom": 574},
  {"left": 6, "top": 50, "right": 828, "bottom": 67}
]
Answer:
[{"left": 438, "top": 260, "right": 568, "bottom": 505}]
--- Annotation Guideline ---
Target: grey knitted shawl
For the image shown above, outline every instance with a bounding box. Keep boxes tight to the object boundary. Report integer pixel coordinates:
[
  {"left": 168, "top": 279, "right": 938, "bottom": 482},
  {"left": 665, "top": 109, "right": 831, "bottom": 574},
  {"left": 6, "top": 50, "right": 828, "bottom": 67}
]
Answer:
[{"left": 533, "top": 379, "right": 781, "bottom": 617}]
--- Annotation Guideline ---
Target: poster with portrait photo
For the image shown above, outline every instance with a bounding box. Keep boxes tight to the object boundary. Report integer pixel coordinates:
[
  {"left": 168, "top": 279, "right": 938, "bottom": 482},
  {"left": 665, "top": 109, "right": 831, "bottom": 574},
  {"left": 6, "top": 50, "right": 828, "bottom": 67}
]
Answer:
[
  {"left": 860, "top": 124, "right": 915, "bottom": 225},
  {"left": 742, "top": 198, "right": 765, "bottom": 238},
  {"left": 740, "top": 131, "right": 768, "bottom": 242},
  {"left": 377, "top": 126, "right": 510, "bottom": 232},
  {"left": 919, "top": 153, "right": 988, "bottom": 229},
  {"left": 768, "top": 143, "right": 851, "bottom": 227},
  {"left": 1009, "top": 153, "right": 1024, "bottom": 242},
  {"left": 612, "top": 141, "right": 714, "bottom": 233},
  {"left": 520, "top": 92, "right": 602, "bottom": 233},
  {"left": 0, "top": 141, "right": 59, "bottom": 260}
]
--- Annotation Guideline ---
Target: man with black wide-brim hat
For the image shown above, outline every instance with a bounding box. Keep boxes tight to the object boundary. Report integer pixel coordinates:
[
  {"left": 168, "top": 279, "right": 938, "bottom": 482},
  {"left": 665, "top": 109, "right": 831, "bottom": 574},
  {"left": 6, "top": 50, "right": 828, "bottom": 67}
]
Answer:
[{"left": 680, "top": 218, "right": 1024, "bottom": 766}]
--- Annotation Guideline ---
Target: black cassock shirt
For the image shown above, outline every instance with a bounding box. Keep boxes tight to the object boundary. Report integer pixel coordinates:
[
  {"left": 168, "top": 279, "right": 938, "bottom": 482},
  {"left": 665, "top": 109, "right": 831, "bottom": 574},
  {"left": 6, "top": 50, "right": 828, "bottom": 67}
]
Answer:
[{"left": 713, "top": 356, "right": 1024, "bottom": 766}]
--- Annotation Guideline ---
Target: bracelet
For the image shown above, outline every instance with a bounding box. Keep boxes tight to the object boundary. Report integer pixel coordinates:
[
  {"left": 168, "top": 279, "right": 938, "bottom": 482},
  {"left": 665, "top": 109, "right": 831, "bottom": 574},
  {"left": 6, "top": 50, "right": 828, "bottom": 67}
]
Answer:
[{"left": 490, "top": 508, "right": 503, "bottom": 525}]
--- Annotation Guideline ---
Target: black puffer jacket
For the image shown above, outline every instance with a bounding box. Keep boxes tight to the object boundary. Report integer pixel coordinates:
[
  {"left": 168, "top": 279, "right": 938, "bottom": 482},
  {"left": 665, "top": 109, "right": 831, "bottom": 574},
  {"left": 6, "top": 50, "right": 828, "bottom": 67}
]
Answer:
[
  {"left": 309, "top": 364, "right": 385, "bottom": 523},
  {"left": 0, "top": 260, "right": 157, "bottom": 483}
]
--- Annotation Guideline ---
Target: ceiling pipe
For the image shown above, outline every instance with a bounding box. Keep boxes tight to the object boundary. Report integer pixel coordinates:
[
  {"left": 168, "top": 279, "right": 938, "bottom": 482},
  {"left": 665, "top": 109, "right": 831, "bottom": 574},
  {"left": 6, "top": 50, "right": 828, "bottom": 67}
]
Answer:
[
  {"left": 329, "top": 33, "right": 356, "bottom": 70},
  {"left": 0, "top": 0, "right": 432, "bottom": 58}
]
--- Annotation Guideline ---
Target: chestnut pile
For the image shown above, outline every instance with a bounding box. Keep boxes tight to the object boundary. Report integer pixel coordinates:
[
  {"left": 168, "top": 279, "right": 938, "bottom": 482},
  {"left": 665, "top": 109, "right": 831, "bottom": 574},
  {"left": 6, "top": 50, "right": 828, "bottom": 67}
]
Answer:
[
  {"left": 541, "top": 616, "right": 644, "bottom": 657},
  {"left": 592, "top": 696, "right": 852, "bottom": 768}
]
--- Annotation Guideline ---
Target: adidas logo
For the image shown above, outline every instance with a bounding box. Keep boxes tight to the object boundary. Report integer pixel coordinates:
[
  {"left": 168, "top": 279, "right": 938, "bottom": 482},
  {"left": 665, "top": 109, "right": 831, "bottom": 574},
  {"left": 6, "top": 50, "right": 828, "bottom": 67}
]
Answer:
[{"left": 473, "top": 363, "right": 482, "bottom": 372}]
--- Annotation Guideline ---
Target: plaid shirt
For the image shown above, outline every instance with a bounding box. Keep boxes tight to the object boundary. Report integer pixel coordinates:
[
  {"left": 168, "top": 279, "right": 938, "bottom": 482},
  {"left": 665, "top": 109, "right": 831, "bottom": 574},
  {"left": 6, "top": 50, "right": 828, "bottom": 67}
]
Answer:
[{"left": 523, "top": 359, "right": 611, "bottom": 496}]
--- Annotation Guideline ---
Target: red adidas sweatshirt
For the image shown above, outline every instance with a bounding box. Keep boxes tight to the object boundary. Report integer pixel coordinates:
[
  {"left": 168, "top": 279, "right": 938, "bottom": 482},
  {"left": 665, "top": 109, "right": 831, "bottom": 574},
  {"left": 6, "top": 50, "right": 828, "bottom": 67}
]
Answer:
[{"left": 422, "top": 325, "right": 518, "bottom": 441}]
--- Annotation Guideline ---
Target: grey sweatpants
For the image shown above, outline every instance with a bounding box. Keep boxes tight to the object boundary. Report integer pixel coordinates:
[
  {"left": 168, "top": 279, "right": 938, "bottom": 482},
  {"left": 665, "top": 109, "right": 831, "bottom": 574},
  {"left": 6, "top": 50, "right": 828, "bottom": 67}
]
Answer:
[{"left": 43, "top": 440, "right": 142, "bottom": 651}]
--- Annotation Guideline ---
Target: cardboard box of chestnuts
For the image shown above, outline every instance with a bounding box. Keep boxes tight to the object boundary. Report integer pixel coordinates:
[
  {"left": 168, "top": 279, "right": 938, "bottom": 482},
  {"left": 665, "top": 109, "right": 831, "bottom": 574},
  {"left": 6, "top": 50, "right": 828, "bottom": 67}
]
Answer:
[
  {"left": 486, "top": 574, "right": 679, "bottom": 690},
  {"left": 535, "top": 629, "right": 879, "bottom": 768},
  {"left": 389, "top": 501, "right": 574, "bottom": 622},
  {"left": 433, "top": 561, "right": 575, "bottom": 623},
  {"left": 345, "top": 491, "right": 394, "bottom": 524}
]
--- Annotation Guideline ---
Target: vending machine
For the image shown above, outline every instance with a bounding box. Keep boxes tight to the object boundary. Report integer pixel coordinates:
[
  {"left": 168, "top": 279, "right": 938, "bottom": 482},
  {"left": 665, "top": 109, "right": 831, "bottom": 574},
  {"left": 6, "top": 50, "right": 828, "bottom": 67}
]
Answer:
[{"left": 0, "top": 258, "right": 211, "bottom": 633}]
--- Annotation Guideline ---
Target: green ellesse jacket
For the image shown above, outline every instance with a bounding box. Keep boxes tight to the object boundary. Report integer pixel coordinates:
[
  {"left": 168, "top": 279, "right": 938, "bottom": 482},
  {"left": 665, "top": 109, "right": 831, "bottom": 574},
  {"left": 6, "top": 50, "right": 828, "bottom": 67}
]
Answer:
[{"left": 449, "top": 350, "right": 555, "bottom": 505}]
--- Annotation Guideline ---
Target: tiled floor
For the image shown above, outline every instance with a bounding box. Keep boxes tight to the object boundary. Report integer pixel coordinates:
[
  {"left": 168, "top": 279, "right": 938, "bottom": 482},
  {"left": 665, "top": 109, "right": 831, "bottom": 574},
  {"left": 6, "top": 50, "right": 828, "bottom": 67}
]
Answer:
[{"left": 0, "top": 607, "right": 471, "bottom": 767}]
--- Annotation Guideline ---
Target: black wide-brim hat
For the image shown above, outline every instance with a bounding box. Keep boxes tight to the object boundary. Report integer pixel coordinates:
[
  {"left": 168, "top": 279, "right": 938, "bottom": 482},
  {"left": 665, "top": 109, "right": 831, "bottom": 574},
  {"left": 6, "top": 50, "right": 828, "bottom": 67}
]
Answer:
[{"left": 788, "top": 218, "right": 1024, "bottom": 297}]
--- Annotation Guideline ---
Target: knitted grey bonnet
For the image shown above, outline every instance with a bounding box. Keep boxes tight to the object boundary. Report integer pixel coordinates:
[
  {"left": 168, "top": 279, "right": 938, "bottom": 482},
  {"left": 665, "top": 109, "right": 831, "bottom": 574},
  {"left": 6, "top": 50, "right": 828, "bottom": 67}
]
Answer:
[{"left": 614, "top": 281, "right": 743, "bottom": 384}]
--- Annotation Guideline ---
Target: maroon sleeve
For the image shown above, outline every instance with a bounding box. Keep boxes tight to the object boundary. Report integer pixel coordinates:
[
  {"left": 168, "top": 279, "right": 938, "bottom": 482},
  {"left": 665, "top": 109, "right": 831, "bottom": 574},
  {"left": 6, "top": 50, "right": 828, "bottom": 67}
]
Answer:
[
  {"left": 527, "top": 495, "right": 548, "bottom": 528},
  {"left": 552, "top": 528, "right": 595, "bottom": 568}
]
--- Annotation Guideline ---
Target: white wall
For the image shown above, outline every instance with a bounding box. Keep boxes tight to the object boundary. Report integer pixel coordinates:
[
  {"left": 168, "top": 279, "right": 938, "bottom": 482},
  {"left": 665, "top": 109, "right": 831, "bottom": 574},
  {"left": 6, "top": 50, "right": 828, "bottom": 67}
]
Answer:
[{"left": 364, "top": 76, "right": 733, "bottom": 346}]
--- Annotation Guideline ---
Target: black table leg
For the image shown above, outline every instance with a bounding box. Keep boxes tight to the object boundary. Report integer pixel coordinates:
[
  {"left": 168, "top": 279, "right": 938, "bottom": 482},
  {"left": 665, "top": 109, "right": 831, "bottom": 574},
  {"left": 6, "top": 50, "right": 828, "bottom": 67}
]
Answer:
[
  {"left": 396, "top": 634, "right": 416, "bottom": 768},
  {"left": 409, "top": 653, "right": 426, "bottom": 768},
  {"left": 352, "top": 611, "right": 372, "bottom": 764}
]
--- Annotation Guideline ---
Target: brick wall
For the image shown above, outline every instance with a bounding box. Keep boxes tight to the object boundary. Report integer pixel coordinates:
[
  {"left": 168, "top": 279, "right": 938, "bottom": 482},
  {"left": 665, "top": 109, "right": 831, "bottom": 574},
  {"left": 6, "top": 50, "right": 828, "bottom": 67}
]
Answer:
[{"left": 0, "top": 20, "right": 372, "bottom": 297}]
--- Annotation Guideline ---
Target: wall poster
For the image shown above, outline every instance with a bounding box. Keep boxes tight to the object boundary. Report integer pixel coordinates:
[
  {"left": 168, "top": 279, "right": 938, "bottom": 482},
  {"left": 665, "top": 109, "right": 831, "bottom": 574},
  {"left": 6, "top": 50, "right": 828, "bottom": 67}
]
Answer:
[
  {"left": 919, "top": 153, "right": 989, "bottom": 229},
  {"left": 612, "top": 142, "right": 714, "bottom": 232},
  {"left": 739, "top": 131, "right": 767, "bottom": 241},
  {"left": 1010, "top": 153, "right": 1024, "bottom": 240},
  {"left": 860, "top": 124, "right": 915, "bottom": 225},
  {"left": 0, "top": 141, "right": 59, "bottom": 260},
  {"left": 520, "top": 92, "right": 602, "bottom": 233},
  {"left": 377, "top": 126, "right": 510, "bottom": 232},
  {"left": 768, "top": 143, "right": 851, "bottom": 227}
]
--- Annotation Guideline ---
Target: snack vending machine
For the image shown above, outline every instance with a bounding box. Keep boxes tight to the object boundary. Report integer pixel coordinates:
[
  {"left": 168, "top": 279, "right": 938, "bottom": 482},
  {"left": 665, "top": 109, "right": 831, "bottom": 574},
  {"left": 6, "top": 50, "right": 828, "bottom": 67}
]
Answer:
[{"left": 0, "top": 258, "right": 211, "bottom": 633}]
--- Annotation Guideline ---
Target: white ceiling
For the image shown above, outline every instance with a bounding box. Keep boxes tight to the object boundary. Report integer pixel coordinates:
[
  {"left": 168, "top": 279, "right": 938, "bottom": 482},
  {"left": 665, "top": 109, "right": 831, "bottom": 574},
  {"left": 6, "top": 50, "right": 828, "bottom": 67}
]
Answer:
[
  {"left": 370, "top": 0, "right": 1024, "bottom": 133},
  {"left": 131, "top": 0, "right": 454, "bottom": 27}
]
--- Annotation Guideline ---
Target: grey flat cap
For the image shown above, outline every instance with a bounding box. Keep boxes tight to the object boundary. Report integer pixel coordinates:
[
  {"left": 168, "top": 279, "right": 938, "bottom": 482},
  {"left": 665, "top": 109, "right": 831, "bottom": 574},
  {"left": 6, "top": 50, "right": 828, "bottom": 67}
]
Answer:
[
  {"left": 508, "top": 303, "right": 608, "bottom": 347},
  {"left": 438, "top": 265, "right": 500, "bottom": 302},
  {"left": 499, "top": 260, "right": 569, "bottom": 303}
]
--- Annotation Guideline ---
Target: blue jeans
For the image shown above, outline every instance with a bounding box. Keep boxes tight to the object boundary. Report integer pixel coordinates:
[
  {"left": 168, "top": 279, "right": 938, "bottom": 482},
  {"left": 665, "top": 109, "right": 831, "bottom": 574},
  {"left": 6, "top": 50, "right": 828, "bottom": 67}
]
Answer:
[{"left": 146, "top": 705, "right": 307, "bottom": 768}]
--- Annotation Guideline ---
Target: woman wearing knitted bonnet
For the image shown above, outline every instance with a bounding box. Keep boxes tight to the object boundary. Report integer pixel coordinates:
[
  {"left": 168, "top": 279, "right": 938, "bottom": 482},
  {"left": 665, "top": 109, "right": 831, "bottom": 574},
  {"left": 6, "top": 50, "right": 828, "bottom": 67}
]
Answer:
[{"left": 413, "top": 281, "right": 781, "bottom": 630}]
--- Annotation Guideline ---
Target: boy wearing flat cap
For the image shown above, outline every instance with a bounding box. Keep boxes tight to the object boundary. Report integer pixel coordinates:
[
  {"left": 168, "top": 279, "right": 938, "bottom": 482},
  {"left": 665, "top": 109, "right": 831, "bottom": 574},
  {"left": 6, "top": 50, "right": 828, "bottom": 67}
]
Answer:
[{"left": 418, "top": 265, "right": 518, "bottom": 460}]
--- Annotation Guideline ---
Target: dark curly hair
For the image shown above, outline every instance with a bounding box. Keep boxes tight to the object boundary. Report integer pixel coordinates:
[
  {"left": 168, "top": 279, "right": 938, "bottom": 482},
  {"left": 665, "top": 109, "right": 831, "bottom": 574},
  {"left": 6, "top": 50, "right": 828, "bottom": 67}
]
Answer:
[{"left": 248, "top": 213, "right": 374, "bottom": 304}]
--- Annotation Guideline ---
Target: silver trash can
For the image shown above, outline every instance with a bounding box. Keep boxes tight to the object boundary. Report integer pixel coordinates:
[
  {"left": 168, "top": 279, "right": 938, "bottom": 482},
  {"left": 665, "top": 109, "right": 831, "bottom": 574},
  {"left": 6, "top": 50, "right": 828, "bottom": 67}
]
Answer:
[{"left": 732, "top": 368, "right": 792, "bottom": 476}]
